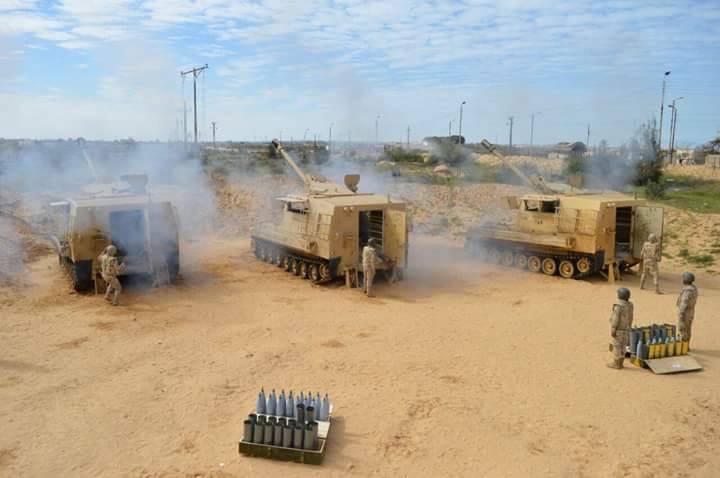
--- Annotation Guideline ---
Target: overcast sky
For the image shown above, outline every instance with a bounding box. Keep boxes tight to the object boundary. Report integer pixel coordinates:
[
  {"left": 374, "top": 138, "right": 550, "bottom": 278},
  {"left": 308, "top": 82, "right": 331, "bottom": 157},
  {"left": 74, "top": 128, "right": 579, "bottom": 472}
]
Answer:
[{"left": 1, "top": 0, "right": 718, "bottom": 146}]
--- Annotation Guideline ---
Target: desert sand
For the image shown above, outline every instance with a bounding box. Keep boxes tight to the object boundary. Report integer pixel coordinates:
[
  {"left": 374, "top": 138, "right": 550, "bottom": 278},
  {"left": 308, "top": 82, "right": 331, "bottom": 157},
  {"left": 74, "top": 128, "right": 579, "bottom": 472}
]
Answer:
[{"left": 1, "top": 229, "right": 719, "bottom": 477}]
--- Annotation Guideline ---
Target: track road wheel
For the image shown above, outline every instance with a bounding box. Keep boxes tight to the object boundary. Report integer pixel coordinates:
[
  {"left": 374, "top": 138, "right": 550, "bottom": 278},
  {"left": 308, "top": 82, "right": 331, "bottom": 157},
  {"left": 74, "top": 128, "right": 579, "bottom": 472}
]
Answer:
[
  {"left": 500, "top": 250, "right": 514, "bottom": 267},
  {"left": 542, "top": 257, "right": 558, "bottom": 276},
  {"left": 514, "top": 253, "right": 528, "bottom": 269},
  {"left": 308, "top": 263, "right": 320, "bottom": 282},
  {"left": 290, "top": 259, "right": 301, "bottom": 276},
  {"left": 559, "top": 260, "right": 576, "bottom": 278},
  {"left": 275, "top": 253, "right": 283, "bottom": 267},
  {"left": 576, "top": 257, "right": 592, "bottom": 275},
  {"left": 254, "top": 244, "right": 261, "bottom": 259},
  {"left": 299, "top": 261, "right": 309, "bottom": 279},
  {"left": 487, "top": 248, "right": 501, "bottom": 265},
  {"left": 282, "top": 256, "right": 292, "bottom": 271},
  {"left": 319, "top": 263, "right": 331, "bottom": 280},
  {"left": 528, "top": 256, "right": 542, "bottom": 273}
]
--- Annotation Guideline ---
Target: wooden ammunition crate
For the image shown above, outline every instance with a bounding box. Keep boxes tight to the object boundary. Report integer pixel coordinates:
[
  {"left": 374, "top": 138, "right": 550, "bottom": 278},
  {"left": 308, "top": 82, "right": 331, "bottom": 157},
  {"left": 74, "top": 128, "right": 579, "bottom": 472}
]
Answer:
[{"left": 238, "top": 412, "right": 332, "bottom": 465}]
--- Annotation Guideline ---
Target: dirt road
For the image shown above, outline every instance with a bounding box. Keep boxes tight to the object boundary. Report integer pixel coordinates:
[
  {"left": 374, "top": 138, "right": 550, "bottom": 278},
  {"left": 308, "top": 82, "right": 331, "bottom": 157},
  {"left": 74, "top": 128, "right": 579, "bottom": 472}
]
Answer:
[{"left": 1, "top": 235, "right": 719, "bottom": 477}]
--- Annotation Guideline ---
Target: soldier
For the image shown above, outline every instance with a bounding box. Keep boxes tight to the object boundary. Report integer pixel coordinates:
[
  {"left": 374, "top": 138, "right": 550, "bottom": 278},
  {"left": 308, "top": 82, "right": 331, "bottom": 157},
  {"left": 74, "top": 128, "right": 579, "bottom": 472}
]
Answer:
[
  {"left": 639, "top": 233, "right": 661, "bottom": 293},
  {"left": 101, "top": 245, "right": 126, "bottom": 306},
  {"left": 608, "top": 287, "right": 634, "bottom": 369},
  {"left": 362, "top": 238, "right": 378, "bottom": 297},
  {"left": 677, "top": 272, "right": 699, "bottom": 349}
]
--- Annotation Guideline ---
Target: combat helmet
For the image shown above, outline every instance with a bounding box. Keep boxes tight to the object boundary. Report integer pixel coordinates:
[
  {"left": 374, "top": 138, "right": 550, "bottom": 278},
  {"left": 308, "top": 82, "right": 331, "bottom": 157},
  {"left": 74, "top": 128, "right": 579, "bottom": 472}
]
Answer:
[
  {"left": 617, "top": 287, "right": 631, "bottom": 301},
  {"left": 682, "top": 272, "right": 695, "bottom": 284}
]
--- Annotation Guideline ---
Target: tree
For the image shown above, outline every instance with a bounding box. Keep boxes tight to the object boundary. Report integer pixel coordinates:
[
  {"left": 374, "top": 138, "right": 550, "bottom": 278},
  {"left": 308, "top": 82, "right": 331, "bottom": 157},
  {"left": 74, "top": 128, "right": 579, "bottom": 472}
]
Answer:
[{"left": 631, "top": 120, "right": 663, "bottom": 186}]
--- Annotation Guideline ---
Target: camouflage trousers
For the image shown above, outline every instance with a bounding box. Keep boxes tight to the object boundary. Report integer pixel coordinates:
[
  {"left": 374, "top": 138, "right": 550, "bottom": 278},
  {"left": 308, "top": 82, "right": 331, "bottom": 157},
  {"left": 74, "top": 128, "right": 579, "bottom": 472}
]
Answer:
[
  {"left": 678, "top": 316, "right": 694, "bottom": 342},
  {"left": 640, "top": 263, "right": 659, "bottom": 290},
  {"left": 102, "top": 274, "right": 122, "bottom": 305},
  {"left": 363, "top": 266, "right": 376, "bottom": 297},
  {"left": 611, "top": 331, "right": 629, "bottom": 360}
]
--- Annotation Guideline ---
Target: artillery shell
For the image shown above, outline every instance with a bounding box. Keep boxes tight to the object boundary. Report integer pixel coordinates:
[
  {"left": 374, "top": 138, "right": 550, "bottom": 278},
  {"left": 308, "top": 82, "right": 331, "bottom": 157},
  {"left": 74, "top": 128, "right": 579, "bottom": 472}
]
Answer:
[
  {"left": 243, "top": 419, "right": 254, "bottom": 442},
  {"left": 273, "top": 422, "right": 283, "bottom": 446},
  {"left": 252, "top": 421, "right": 264, "bottom": 444},
  {"left": 293, "top": 425, "right": 304, "bottom": 449},
  {"left": 264, "top": 421, "right": 274, "bottom": 444},
  {"left": 296, "top": 403, "right": 305, "bottom": 424},
  {"left": 306, "top": 405, "right": 315, "bottom": 423},
  {"left": 282, "top": 425, "right": 293, "bottom": 448}
]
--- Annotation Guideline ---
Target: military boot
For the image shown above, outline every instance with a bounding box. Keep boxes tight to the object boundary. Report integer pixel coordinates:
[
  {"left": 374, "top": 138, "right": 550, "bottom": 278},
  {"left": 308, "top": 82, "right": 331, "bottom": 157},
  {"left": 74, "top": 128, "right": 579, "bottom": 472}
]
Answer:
[{"left": 606, "top": 358, "right": 622, "bottom": 369}]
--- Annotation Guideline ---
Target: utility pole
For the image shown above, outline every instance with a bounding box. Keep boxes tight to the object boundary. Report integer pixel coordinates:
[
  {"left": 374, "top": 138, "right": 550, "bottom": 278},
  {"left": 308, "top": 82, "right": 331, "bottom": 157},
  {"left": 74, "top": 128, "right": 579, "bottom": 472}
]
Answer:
[
  {"left": 507, "top": 116, "right": 514, "bottom": 156},
  {"left": 529, "top": 112, "right": 540, "bottom": 157},
  {"left": 658, "top": 71, "right": 671, "bottom": 150},
  {"left": 375, "top": 115, "right": 380, "bottom": 144},
  {"left": 458, "top": 100, "right": 466, "bottom": 144},
  {"left": 328, "top": 123, "right": 333, "bottom": 151},
  {"left": 183, "top": 101, "right": 188, "bottom": 146},
  {"left": 668, "top": 96, "right": 684, "bottom": 164},
  {"left": 586, "top": 123, "right": 591, "bottom": 148},
  {"left": 406, "top": 125, "right": 410, "bottom": 147},
  {"left": 211, "top": 121, "right": 217, "bottom": 147},
  {"left": 180, "top": 64, "right": 209, "bottom": 144},
  {"left": 448, "top": 120, "right": 453, "bottom": 136}
]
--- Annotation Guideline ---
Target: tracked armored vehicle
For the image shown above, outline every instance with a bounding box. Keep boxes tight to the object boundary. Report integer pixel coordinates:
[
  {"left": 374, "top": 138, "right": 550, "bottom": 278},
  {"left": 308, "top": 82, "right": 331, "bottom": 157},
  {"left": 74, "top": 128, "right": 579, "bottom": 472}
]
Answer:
[
  {"left": 251, "top": 140, "right": 408, "bottom": 285},
  {"left": 465, "top": 140, "right": 663, "bottom": 280},
  {"left": 49, "top": 147, "right": 180, "bottom": 291}
]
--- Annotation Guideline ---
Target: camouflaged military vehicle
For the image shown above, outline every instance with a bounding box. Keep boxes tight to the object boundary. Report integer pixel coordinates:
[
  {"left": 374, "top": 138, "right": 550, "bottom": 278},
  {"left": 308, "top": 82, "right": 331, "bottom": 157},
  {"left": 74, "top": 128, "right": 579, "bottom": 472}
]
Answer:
[
  {"left": 251, "top": 140, "right": 408, "bottom": 285},
  {"left": 465, "top": 140, "right": 663, "bottom": 280},
  {"left": 49, "top": 168, "right": 180, "bottom": 292}
]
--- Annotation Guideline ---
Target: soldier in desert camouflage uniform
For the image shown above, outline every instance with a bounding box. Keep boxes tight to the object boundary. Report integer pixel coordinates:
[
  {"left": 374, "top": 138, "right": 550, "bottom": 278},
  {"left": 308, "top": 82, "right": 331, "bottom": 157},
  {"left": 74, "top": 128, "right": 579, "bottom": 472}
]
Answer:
[
  {"left": 677, "top": 272, "right": 699, "bottom": 348},
  {"left": 101, "top": 245, "right": 126, "bottom": 306},
  {"left": 608, "top": 287, "right": 634, "bottom": 369},
  {"left": 362, "top": 238, "right": 378, "bottom": 298},
  {"left": 639, "top": 233, "right": 661, "bottom": 293}
]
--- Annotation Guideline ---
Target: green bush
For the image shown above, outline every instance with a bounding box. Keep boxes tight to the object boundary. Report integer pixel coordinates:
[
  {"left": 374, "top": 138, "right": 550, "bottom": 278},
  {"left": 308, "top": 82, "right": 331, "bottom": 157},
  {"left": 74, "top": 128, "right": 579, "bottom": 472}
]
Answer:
[{"left": 645, "top": 180, "right": 667, "bottom": 199}]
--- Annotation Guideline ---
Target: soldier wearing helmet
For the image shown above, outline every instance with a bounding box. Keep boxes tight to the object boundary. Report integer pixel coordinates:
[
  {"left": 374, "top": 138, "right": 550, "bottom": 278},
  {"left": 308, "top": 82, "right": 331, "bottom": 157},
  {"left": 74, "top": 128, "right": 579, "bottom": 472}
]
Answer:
[
  {"left": 101, "top": 244, "right": 126, "bottom": 306},
  {"left": 608, "top": 287, "right": 634, "bottom": 369},
  {"left": 677, "top": 272, "right": 699, "bottom": 348},
  {"left": 362, "top": 238, "right": 379, "bottom": 297},
  {"left": 639, "top": 233, "right": 661, "bottom": 293}
]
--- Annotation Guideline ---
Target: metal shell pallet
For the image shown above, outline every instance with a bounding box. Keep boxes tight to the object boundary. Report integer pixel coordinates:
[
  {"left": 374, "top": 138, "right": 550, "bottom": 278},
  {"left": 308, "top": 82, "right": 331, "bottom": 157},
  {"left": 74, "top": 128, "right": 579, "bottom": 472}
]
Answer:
[{"left": 238, "top": 415, "right": 331, "bottom": 465}]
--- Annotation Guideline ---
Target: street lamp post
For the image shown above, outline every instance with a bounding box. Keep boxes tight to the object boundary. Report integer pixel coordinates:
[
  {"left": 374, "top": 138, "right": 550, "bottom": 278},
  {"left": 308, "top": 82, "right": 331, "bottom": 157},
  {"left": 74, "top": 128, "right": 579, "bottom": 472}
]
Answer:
[
  {"left": 658, "top": 71, "right": 671, "bottom": 150},
  {"left": 458, "top": 101, "right": 466, "bottom": 144}
]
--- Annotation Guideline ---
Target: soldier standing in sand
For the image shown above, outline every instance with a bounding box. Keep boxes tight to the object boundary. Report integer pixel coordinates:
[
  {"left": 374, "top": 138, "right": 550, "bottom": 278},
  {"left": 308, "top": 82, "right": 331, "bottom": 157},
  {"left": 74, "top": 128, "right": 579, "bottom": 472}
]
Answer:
[
  {"left": 608, "top": 287, "right": 634, "bottom": 369},
  {"left": 101, "top": 245, "right": 126, "bottom": 306},
  {"left": 362, "top": 238, "right": 378, "bottom": 298},
  {"left": 677, "top": 272, "right": 699, "bottom": 350},
  {"left": 639, "top": 233, "right": 661, "bottom": 293}
]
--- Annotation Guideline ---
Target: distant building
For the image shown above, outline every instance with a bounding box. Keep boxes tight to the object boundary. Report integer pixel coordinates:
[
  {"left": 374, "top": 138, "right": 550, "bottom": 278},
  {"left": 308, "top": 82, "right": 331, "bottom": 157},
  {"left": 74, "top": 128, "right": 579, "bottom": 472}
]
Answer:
[
  {"left": 548, "top": 142, "right": 587, "bottom": 160},
  {"left": 706, "top": 154, "right": 720, "bottom": 169}
]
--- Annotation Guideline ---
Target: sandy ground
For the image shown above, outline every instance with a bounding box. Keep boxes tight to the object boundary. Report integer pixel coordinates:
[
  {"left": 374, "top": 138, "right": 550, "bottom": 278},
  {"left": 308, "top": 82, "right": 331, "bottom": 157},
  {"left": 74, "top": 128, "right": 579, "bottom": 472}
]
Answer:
[{"left": 1, "top": 233, "right": 719, "bottom": 478}]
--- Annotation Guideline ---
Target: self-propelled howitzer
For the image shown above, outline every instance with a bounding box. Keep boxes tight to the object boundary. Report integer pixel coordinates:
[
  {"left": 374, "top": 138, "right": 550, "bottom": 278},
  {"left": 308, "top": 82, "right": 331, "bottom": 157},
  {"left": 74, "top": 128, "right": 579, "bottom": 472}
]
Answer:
[
  {"left": 250, "top": 140, "right": 408, "bottom": 286},
  {"left": 465, "top": 140, "right": 663, "bottom": 280}
]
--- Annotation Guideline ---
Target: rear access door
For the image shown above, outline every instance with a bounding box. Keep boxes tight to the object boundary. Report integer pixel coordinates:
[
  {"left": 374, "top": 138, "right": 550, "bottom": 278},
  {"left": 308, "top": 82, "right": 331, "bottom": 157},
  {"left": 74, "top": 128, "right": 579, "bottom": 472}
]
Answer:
[
  {"left": 632, "top": 206, "right": 664, "bottom": 260},
  {"left": 384, "top": 207, "right": 408, "bottom": 268},
  {"left": 109, "top": 209, "right": 150, "bottom": 274}
]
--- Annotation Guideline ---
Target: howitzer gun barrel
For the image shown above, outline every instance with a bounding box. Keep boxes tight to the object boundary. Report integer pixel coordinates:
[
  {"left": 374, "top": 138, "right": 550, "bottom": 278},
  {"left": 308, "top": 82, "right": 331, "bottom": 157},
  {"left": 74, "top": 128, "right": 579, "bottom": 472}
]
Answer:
[
  {"left": 272, "top": 139, "right": 309, "bottom": 185},
  {"left": 480, "top": 139, "right": 555, "bottom": 195}
]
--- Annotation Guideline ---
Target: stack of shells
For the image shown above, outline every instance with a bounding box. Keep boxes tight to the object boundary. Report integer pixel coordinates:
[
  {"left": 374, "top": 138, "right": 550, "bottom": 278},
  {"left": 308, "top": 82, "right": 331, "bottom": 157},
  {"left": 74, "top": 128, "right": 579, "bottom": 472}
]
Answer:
[
  {"left": 242, "top": 389, "right": 331, "bottom": 451},
  {"left": 630, "top": 324, "right": 689, "bottom": 360}
]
